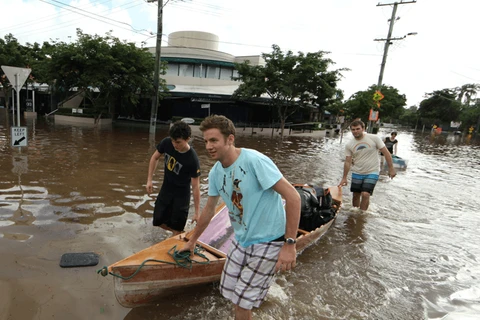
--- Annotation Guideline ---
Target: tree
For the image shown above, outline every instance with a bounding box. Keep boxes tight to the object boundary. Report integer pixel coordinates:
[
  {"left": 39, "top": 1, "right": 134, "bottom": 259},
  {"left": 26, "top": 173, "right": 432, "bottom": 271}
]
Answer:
[
  {"left": 398, "top": 105, "right": 419, "bottom": 128},
  {"left": 39, "top": 29, "right": 163, "bottom": 120},
  {"left": 0, "top": 34, "right": 29, "bottom": 109},
  {"left": 455, "top": 83, "right": 480, "bottom": 106},
  {"left": 418, "top": 89, "right": 461, "bottom": 125},
  {"left": 342, "top": 85, "right": 407, "bottom": 122},
  {"left": 233, "top": 44, "right": 345, "bottom": 136}
]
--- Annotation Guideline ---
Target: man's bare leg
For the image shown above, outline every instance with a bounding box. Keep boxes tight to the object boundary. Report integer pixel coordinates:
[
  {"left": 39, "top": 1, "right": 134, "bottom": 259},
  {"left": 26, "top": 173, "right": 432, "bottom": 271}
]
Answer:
[
  {"left": 235, "top": 305, "right": 252, "bottom": 320},
  {"left": 360, "top": 191, "right": 370, "bottom": 211},
  {"left": 352, "top": 192, "right": 361, "bottom": 208}
]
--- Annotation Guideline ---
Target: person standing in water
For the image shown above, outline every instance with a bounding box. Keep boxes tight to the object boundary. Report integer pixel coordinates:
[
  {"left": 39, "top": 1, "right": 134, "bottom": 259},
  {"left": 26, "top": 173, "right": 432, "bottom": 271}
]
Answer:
[
  {"left": 146, "top": 120, "right": 201, "bottom": 236},
  {"left": 384, "top": 131, "right": 398, "bottom": 155},
  {"left": 182, "top": 115, "right": 301, "bottom": 320},
  {"left": 338, "top": 120, "right": 396, "bottom": 211}
]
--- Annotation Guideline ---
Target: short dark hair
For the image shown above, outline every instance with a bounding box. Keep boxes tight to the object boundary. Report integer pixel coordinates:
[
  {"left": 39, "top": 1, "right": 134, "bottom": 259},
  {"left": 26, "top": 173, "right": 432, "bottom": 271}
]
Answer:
[
  {"left": 199, "top": 115, "right": 236, "bottom": 139},
  {"left": 169, "top": 120, "right": 192, "bottom": 140},
  {"left": 391, "top": 131, "right": 397, "bottom": 136},
  {"left": 350, "top": 119, "right": 365, "bottom": 128}
]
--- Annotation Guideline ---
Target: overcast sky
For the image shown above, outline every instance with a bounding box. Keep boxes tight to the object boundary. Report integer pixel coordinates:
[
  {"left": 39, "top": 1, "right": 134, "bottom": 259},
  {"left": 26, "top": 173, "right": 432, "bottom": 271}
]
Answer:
[{"left": 2, "top": 0, "right": 479, "bottom": 107}]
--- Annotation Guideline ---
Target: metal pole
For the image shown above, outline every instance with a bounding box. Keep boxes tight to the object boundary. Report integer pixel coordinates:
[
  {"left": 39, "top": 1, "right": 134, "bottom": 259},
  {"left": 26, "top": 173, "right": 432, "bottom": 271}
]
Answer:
[
  {"left": 33, "top": 85, "right": 36, "bottom": 112},
  {"left": 377, "top": 3, "right": 398, "bottom": 88},
  {"left": 15, "top": 74, "right": 21, "bottom": 126},
  {"left": 369, "top": 2, "right": 399, "bottom": 133},
  {"left": 11, "top": 88, "right": 15, "bottom": 126},
  {"left": 149, "top": 0, "right": 164, "bottom": 135}
]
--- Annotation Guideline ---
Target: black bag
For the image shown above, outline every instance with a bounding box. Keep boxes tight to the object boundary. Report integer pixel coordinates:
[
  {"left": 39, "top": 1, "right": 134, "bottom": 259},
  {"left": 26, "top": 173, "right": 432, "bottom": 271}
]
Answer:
[
  {"left": 295, "top": 184, "right": 335, "bottom": 232},
  {"left": 314, "top": 186, "right": 332, "bottom": 210}
]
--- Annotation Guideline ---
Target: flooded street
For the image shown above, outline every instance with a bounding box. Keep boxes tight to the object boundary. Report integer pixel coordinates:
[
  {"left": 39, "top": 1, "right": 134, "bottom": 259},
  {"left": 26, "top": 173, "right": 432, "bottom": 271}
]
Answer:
[{"left": 1, "top": 111, "right": 479, "bottom": 320}]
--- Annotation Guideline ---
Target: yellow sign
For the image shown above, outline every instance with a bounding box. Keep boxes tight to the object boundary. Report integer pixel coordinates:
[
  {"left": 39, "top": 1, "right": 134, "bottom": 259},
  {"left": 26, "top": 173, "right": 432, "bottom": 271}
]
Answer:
[{"left": 373, "top": 90, "right": 384, "bottom": 101}]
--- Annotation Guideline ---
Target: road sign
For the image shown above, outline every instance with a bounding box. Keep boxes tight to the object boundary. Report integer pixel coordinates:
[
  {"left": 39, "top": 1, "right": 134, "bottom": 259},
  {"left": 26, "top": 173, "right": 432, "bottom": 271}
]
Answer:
[
  {"left": 11, "top": 127, "right": 28, "bottom": 147},
  {"left": 368, "top": 109, "right": 379, "bottom": 121},
  {"left": 25, "top": 99, "right": 33, "bottom": 111},
  {"left": 1, "top": 66, "right": 31, "bottom": 91}
]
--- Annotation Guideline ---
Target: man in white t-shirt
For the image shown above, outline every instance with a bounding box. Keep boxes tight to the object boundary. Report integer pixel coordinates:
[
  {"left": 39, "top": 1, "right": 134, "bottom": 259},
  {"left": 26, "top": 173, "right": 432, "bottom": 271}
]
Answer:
[{"left": 338, "top": 120, "right": 396, "bottom": 210}]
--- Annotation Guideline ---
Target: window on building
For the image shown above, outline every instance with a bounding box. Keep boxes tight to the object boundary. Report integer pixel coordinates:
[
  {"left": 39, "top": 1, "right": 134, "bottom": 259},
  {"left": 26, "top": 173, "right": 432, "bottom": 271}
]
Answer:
[
  {"left": 179, "top": 64, "right": 194, "bottom": 77},
  {"left": 232, "top": 69, "right": 239, "bottom": 79},
  {"left": 166, "top": 63, "right": 179, "bottom": 76},
  {"left": 207, "top": 65, "right": 220, "bottom": 79},
  {"left": 220, "top": 67, "right": 233, "bottom": 80},
  {"left": 194, "top": 64, "right": 207, "bottom": 78}
]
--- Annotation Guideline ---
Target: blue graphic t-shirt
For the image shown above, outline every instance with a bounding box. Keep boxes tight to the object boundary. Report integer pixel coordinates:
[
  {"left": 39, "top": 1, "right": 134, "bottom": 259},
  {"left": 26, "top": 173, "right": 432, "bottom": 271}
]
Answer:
[{"left": 208, "top": 148, "right": 285, "bottom": 247}]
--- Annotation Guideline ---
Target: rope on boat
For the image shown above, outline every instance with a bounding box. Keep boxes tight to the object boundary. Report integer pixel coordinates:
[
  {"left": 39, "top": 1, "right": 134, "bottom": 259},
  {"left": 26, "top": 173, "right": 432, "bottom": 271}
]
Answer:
[{"left": 97, "top": 244, "right": 210, "bottom": 280}]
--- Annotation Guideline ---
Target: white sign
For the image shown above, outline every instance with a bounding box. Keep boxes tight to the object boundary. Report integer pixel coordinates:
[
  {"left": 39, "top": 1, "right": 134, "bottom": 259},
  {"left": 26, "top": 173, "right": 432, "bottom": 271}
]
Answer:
[
  {"left": 11, "top": 127, "right": 28, "bottom": 147},
  {"left": 1, "top": 66, "right": 31, "bottom": 91},
  {"left": 201, "top": 104, "right": 210, "bottom": 109}
]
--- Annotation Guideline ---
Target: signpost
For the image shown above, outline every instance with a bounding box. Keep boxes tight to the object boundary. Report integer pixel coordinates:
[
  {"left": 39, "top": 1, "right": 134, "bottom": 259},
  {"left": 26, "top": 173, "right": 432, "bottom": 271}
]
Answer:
[
  {"left": 2, "top": 65, "right": 32, "bottom": 148},
  {"left": 201, "top": 103, "right": 210, "bottom": 116},
  {"left": 1, "top": 65, "right": 32, "bottom": 126},
  {"left": 11, "top": 127, "right": 28, "bottom": 147},
  {"left": 25, "top": 99, "right": 33, "bottom": 111}
]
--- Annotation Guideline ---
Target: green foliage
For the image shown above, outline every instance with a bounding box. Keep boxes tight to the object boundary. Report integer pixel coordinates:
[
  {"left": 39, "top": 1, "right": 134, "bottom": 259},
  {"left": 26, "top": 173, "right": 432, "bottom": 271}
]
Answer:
[
  {"left": 342, "top": 85, "right": 407, "bottom": 122},
  {"left": 418, "top": 89, "right": 461, "bottom": 123},
  {"left": 25, "top": 29, "right": 166, "bottom": 118},
  {"left": 459, "top": 101, "right": 480, "bottom": 129},
  {"left": 398, "top": 105, "right": 419, "bottom": 127},
  {"left": 233, "top": 44, "right": 345, "bottom": 135}
]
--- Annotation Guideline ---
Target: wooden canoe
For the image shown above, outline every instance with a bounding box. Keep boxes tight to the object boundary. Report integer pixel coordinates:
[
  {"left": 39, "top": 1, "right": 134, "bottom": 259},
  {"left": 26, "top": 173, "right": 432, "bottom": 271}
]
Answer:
[{"left": 105, "top": 186, "right": 342, "bottom": 308}]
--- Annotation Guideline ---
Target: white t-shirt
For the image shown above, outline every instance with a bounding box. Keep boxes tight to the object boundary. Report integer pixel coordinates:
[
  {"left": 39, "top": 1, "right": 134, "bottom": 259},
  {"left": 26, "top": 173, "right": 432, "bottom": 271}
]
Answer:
[{"left": 345, "top": 133, "right": 385, "bottom": 174}]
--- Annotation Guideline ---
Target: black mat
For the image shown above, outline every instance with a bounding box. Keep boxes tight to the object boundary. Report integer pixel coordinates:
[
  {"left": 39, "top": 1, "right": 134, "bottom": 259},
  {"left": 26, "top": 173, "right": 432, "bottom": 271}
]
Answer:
[{"left": 59, "top": 252, "right": 99, "bottom": 268}]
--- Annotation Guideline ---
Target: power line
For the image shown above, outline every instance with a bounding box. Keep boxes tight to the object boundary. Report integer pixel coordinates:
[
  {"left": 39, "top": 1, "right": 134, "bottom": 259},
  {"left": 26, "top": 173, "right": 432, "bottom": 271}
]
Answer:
[{"left": 1, "top": 0, "right": 151, "bottom": 41}]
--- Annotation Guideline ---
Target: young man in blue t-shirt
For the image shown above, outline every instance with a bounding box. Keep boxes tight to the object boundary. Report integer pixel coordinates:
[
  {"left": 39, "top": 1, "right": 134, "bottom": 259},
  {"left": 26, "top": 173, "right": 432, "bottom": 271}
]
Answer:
[{"left": 182, "top": 115, "right": 301, "bottom": 319}]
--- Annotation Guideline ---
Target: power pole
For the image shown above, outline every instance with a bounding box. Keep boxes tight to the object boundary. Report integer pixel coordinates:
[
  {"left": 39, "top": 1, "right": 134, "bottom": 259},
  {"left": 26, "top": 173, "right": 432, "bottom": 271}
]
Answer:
[
  {"left": 148, "top": 0, "right": 164, "bottom": 135},
  {"left": 368, "top": 0, "right": 416, "bottom": 133}
]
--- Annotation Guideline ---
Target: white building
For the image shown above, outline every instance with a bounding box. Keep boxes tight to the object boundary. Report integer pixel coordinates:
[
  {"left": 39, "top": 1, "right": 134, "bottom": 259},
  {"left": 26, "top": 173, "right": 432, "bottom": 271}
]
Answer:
[{"left": 148, "top": 31, "right": 272, "bottom": 123}]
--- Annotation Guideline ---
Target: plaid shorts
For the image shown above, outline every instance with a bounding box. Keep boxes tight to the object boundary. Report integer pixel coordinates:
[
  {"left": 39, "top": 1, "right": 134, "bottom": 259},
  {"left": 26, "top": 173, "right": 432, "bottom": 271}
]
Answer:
[{"left": 219, "top": 238, "right": 283, "bottom": 310}]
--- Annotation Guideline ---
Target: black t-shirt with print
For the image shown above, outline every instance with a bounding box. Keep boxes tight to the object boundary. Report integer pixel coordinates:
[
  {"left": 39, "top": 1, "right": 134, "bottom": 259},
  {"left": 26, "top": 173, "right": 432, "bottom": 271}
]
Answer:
[
  {"left": 157, "top": 137, "right": 201, "bottom": 190},
  {"left": 384, "top": 137, "right": 398, "bottom": 154}
]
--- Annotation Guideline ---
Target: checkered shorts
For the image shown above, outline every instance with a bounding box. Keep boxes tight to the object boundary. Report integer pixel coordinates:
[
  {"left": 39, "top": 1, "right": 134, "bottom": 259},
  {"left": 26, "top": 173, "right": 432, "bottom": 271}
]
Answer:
[{"left": 219, "top": 238, "right": 283, "bottom": 310}]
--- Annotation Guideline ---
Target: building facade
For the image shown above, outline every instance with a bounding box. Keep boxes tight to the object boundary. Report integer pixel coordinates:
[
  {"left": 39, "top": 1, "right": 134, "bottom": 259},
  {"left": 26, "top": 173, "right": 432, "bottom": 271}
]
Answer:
[{"left": 148, "top": 31, "right": 273, "bottom": 124}]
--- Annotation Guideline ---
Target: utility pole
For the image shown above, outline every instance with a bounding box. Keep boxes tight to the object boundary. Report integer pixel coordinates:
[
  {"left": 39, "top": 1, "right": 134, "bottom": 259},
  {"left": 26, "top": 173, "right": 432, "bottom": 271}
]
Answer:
[
  {"left": 368, "top": 0, "right": 416, "bottom": 133},
  {"left": 148, "top": 0, "right": 164, "bottom": 135}
]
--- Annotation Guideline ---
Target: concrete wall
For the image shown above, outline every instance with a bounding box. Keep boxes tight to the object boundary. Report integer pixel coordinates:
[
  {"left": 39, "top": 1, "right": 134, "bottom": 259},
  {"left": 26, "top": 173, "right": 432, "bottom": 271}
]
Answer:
[{"left": 54, "top": 115, "right": 112, "bottom": 126}]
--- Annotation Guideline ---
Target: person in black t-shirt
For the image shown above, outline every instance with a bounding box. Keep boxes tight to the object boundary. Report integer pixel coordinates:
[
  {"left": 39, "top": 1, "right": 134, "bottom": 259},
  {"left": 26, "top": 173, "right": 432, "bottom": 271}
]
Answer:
[
  {"left": 146, "top": 121, "right": 201, "bottom": 236},
  {"left": 384, "top": 131, "right": 398, "bottom": 155}
]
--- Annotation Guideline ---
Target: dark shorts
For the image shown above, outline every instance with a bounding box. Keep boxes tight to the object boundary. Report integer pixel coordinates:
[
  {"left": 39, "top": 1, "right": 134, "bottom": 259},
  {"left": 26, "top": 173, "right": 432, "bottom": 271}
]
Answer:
[
  {"left": 153, "top": 187, "right": 190, "bottom": 232},
  {"left": 350, "top": 173, "right": 379, "bottom": 195}
]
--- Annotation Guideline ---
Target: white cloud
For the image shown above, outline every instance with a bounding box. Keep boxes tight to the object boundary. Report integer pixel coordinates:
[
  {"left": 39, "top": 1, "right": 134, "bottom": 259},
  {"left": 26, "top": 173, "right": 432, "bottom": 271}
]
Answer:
[{"left": 2, "top": 0, "right": 479, "bottom": 107}]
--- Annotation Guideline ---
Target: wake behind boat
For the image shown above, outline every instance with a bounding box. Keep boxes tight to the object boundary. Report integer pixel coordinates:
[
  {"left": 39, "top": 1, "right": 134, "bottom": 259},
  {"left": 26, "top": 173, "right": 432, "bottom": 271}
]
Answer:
[{"left": 100, "top": 185, "right": 342, "bottom": 308}]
